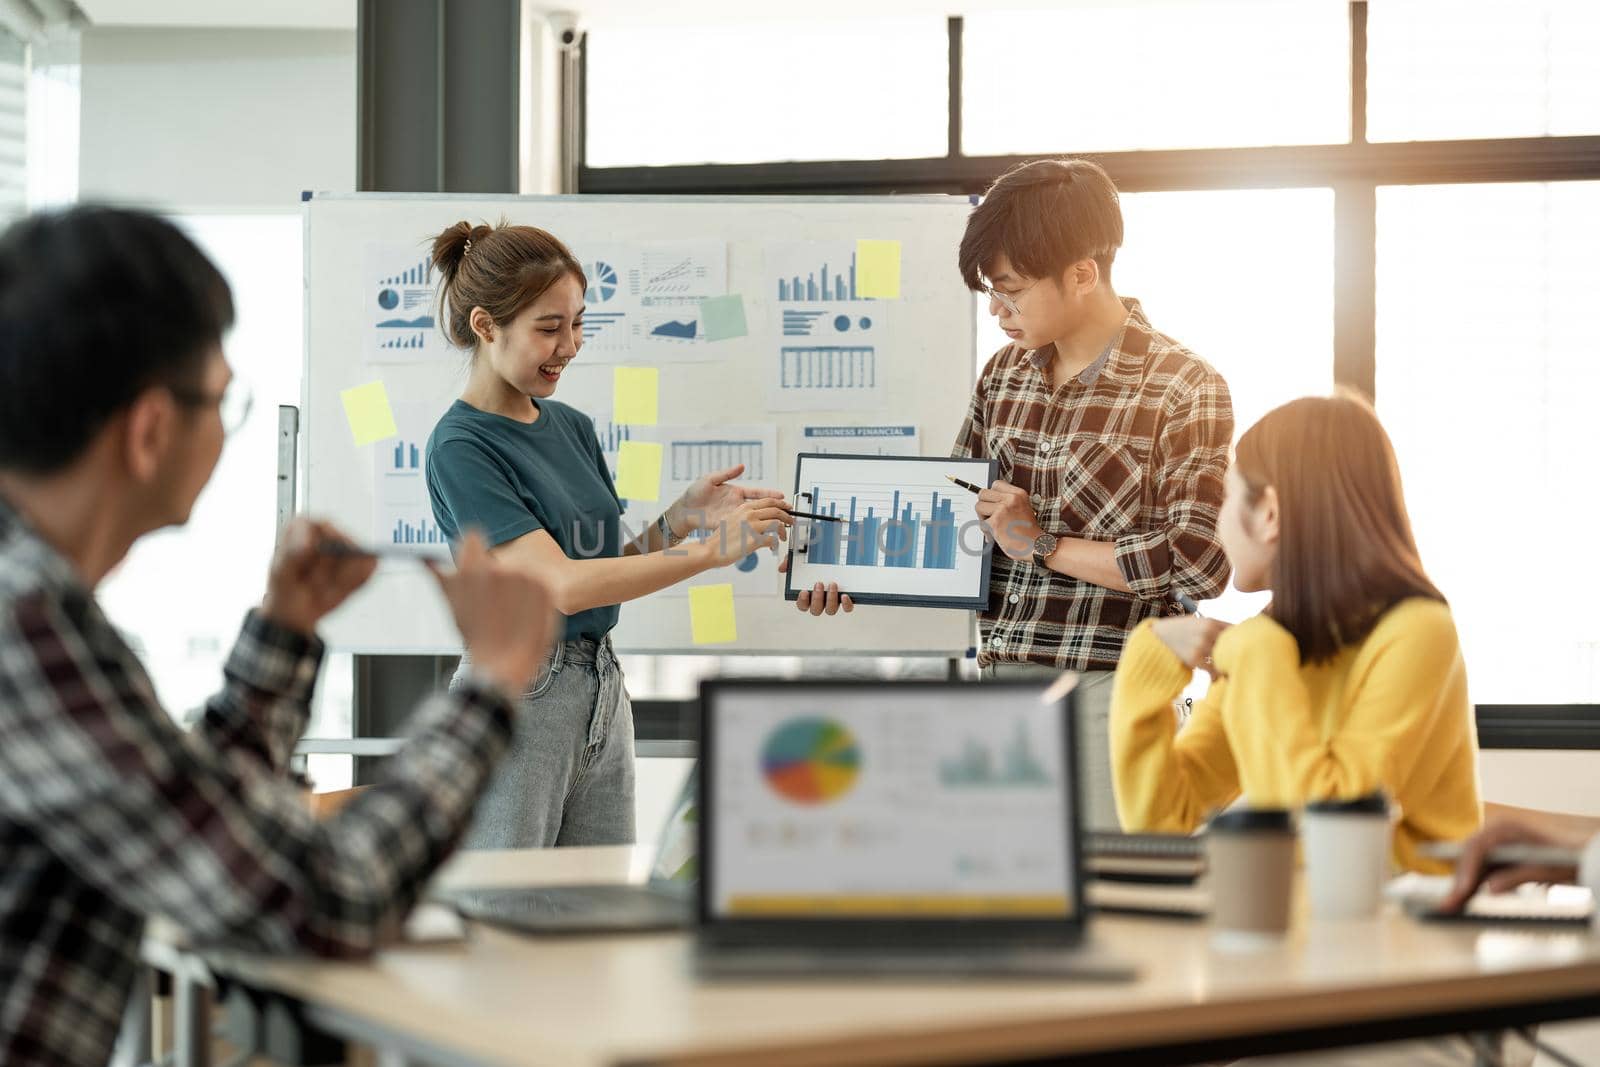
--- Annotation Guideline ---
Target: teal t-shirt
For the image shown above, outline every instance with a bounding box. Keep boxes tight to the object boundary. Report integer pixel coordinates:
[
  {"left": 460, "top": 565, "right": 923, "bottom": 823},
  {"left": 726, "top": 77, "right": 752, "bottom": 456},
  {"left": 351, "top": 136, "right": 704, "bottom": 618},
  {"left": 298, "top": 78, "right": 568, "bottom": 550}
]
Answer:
[{"left": 426, "top": 398, "right": 624, "bottom": 643}]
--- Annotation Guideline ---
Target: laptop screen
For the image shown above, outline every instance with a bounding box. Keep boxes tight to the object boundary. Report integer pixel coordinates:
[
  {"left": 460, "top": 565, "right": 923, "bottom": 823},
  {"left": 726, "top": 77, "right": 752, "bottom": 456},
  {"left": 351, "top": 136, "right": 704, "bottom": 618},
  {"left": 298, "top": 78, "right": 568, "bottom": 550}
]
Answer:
[{"left": 706, "top": 682, "right": 1077, "bottom": 921}]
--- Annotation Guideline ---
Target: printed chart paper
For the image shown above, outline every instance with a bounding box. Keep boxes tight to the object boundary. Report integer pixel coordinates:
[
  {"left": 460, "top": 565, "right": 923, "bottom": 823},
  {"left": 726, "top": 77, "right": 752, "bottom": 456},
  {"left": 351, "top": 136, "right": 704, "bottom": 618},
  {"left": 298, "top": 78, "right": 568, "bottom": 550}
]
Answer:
[
  {"left": 567, "top": 239, "right": 728, "bottom": 363},
  {"left": 800, "top": 424, "right": 920, "bottom": 457},
  {"left": 785, "top": 454, "right": 995, "bottom": 609},
  {"left": 365, "top": 243, "right": 452, "bottom": 364}
]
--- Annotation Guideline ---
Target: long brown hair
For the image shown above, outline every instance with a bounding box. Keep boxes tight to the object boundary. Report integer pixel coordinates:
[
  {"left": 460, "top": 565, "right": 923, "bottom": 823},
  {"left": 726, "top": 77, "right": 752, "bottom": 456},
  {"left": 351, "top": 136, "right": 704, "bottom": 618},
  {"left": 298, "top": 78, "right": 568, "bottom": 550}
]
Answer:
[
  {"left": 1233, "top": 391, "right": 1443, "bottom": 664},
  {"left": 430, "top": 220, "right": 586, "bottom": 350}
]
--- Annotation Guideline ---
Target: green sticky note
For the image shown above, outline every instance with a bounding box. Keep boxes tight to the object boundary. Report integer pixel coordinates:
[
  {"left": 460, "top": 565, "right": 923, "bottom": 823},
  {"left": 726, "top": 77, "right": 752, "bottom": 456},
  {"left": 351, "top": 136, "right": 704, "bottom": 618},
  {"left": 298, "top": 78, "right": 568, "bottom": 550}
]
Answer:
[
  {"left": 613, "top": 366, "right": 659, "bottom": 425},
  {"left": 614, "top": 440, "right": 663, "bottom": 501},
  {"left": 855, "top": 239, "right": 902, "bottom": 299},
  {"left": 339, "top": 380, "right": 398, "bottom": 446},
  {"left": 689, "top": 584, "right": 738, "bottom": 645},
  {"left": 700, "top": 294, "right": 748, "bottom": 342}
]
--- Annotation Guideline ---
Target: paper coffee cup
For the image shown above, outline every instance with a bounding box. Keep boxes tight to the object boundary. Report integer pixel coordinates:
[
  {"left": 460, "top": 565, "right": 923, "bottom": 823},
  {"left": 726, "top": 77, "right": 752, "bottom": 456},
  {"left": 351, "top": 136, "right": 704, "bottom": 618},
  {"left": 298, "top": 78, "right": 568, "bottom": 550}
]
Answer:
[
  {"left": 1303, "top": 793, "right": 1391, "bottom": 920},
  {"left": 1206, "top": 807, "right": 1296, "bottom": 949}
]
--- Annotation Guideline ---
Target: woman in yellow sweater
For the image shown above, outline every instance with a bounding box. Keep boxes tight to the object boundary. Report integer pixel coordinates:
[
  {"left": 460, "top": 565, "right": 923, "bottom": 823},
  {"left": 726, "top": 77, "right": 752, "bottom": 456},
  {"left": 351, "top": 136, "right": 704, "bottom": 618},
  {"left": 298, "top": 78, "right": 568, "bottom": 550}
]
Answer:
[{"left": 1110, "top": 393, "right": 1480, "bottom": 872}]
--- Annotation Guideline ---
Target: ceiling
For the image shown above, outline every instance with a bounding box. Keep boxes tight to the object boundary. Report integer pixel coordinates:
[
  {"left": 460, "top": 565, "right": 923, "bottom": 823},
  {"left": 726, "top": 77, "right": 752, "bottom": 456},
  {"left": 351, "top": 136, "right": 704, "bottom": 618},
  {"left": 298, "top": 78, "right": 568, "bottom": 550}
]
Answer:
[{"left": 68, "top": 0, "right": 1316, "bottom": 33}]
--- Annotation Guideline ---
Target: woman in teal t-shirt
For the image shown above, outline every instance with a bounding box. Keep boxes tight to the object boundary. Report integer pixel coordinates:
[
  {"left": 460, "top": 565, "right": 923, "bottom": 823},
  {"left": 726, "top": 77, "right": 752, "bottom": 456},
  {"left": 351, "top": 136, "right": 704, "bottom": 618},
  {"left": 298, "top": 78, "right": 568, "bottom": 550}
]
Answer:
[{"left": 424, "top": 221, "right": 791, "bottom": 849}]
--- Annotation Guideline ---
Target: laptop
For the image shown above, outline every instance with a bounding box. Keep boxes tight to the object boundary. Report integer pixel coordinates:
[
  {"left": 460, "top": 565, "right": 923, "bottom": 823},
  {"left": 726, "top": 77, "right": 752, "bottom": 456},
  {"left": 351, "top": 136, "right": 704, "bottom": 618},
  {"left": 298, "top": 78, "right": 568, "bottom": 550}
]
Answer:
[
  {"left": 694, "top": 678, "right": 1136, "bottom": 979},
  {"left": 443, "top": 768, "right": 698, "bottom": 935}
]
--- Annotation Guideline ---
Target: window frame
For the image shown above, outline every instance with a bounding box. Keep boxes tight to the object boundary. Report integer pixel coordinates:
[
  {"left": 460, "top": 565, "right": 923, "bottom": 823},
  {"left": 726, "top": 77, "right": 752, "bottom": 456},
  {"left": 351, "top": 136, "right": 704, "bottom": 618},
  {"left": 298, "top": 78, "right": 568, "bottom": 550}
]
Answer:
[{"left": 577, "top": 3, "right": 1600, "bottom": 735}]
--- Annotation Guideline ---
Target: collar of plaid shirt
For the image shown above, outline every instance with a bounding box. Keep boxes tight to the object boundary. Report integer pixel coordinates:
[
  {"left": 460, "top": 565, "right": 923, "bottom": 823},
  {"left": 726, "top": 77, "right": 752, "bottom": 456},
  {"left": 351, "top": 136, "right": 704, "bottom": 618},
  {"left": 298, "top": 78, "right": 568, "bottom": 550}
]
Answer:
[
  {"left": 0, "top": 489, "right": 87, "bottom": 596},
  {"left": 1023, "top": 297, "right": 1150, "bottom": 389}
]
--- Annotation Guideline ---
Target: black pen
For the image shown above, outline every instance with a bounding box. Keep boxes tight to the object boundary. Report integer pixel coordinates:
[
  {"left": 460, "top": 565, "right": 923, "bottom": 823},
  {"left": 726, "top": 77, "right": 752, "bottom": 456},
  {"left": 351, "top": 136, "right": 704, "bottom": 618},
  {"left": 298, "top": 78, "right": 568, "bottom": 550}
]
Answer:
[
  {"left": 784, "top": 509, "right": 843, "bottom": 523},
  {"left": 316, "top": 540, "right": 426, "bottom": 561},
  {"left": 944, "top": 474, "right": 984, "bottom": 494}
]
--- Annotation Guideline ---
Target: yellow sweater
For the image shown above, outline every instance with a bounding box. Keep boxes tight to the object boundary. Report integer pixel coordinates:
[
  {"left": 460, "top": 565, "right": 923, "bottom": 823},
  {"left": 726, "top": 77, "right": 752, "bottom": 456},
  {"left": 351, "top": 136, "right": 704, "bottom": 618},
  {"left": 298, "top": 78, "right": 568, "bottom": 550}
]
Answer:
[{"left": 1110, "top": 598, "right": 1481, "bottom": 873}]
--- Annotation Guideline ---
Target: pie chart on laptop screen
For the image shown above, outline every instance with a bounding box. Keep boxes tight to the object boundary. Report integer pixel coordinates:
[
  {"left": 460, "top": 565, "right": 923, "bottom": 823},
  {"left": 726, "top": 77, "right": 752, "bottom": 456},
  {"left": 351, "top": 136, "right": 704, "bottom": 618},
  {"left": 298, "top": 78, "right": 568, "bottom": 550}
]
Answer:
[{"left": 761, "top": 717, "right": 861, "bottom": 805}]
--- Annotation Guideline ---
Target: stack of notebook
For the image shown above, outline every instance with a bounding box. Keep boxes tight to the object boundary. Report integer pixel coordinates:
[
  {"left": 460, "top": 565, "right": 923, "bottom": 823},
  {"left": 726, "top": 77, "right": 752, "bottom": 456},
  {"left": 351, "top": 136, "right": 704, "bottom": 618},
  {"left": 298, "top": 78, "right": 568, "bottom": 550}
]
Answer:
[{"left": 1085, "top": 833, "right": 1210, "bottom": 918}]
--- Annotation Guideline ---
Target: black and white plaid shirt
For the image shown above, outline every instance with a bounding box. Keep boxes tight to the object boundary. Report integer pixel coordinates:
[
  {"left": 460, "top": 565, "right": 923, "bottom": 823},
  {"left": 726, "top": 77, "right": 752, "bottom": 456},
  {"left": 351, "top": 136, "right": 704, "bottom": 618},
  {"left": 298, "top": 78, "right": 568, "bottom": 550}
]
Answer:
[{"left": 0, "top": 493, "right": 513, "bottom": 1067}]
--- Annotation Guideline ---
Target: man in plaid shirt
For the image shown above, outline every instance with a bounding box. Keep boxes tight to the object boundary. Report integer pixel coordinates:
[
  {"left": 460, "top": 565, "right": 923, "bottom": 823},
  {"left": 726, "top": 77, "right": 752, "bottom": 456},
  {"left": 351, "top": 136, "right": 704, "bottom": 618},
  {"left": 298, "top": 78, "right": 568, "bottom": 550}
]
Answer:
[
  {"left": 0, "top": 206, "right": 557, "bottom": 1067},
  {"left": 795, "top": 159, "right": 1233, "bottom": 831}
]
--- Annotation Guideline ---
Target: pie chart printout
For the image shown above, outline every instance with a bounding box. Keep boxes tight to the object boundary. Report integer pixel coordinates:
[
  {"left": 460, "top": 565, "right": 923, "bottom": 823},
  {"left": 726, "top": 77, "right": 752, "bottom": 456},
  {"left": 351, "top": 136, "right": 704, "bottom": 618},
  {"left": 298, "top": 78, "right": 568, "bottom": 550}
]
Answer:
[{"left": 761, "top": 717, "right": 861, "bottom": 805}]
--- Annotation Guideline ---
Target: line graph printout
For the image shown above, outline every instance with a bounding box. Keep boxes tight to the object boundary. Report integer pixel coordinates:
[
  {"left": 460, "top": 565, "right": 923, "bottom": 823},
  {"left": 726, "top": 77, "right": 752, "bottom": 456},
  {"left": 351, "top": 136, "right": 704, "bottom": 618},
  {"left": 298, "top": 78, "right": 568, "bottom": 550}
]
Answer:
[{"left": 785, "top": 453, "right": 995, "bottom": 609}]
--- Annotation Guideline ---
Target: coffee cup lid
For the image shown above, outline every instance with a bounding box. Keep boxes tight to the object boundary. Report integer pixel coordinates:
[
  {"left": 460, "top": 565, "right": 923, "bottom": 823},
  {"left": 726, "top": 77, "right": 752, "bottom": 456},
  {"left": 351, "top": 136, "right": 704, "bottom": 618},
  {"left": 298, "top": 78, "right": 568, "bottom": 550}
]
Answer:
[
  {"left": 1207, "top": 808, "right": 1294, "bottom": 834},
  {"left": 1305, "top": 791, "right": 1389, "bottom": 816}
]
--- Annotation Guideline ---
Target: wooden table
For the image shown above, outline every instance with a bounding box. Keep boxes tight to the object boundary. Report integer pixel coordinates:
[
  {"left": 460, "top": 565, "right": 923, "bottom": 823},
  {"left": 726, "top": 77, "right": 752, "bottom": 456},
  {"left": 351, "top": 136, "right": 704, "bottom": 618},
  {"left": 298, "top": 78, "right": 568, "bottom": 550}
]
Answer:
[{"left": 143, "top": 846, "right": 1600, "bottom": 1067}]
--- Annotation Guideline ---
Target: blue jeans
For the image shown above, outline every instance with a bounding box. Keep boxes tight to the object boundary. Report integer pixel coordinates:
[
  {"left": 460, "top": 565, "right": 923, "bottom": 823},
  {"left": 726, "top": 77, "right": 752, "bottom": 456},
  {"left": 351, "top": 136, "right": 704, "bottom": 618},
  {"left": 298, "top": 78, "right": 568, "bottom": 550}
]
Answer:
[{"left": 452, "top": 635, "right": 637, "bottom": 849}]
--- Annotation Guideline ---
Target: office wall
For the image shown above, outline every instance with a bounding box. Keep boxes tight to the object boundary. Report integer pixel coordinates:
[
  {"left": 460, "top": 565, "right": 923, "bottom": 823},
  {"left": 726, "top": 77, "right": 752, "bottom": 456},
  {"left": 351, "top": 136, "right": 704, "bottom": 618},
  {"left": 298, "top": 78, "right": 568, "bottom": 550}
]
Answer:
[{"left": 78, "top": 27, "right": 355, "bottom": 210}]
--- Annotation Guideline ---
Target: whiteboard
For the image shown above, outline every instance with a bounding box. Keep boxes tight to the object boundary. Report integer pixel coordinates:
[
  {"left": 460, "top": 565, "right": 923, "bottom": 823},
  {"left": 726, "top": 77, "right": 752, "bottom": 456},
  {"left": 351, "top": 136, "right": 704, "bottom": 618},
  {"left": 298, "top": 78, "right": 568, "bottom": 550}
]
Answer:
[{"left": 302, "top": 193, "right": 977, "bottom": 656}]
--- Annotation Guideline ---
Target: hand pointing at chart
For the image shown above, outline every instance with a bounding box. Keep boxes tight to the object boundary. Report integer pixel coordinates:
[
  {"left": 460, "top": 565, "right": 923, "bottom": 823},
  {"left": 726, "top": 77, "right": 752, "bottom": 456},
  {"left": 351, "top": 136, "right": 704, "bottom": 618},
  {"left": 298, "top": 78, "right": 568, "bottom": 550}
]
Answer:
[{"left": 661, "top": 463, "right": 788, "bottom": 542}]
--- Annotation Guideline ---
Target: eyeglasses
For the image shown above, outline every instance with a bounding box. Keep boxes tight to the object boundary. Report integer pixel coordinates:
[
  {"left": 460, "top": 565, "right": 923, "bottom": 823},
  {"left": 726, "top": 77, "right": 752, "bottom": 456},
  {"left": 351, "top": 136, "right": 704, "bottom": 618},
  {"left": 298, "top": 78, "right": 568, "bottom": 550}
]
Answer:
[
  {"left": 980, "top": 280, "right": 1037, "bottom": 316},
  {"left": 171, "top": 378, "right": 255, "bottom": 436}
]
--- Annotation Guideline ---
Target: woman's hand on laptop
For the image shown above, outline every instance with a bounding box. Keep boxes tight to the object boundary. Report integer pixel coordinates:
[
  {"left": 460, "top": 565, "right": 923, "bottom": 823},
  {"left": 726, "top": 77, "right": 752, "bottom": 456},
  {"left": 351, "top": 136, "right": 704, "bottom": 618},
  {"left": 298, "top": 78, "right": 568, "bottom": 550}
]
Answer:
[
  {"left": 1438, "top": 814, "right": 1591, "bottom": 913},
  {"left": 260, "top": 518, "right": 378, "bottom": 637},
  {"left": 427, "top": 530, "right": 558, "bottom": 701}
]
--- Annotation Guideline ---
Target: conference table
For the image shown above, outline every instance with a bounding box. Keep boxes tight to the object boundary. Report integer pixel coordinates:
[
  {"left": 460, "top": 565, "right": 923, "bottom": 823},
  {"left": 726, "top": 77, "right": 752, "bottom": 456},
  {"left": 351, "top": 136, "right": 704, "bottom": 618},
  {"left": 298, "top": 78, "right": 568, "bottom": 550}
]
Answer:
[{"left": 139, "top": 845, "right": 1600, "bottom": 1067}]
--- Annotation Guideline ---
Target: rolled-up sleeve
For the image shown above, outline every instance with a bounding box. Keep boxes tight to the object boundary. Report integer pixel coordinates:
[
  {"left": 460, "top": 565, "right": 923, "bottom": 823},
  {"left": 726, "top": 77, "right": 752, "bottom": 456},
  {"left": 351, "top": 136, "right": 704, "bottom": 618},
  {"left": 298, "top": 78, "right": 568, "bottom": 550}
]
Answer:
[{"left": 1113, "top": 372, "right": 1232, "bottom": 602}]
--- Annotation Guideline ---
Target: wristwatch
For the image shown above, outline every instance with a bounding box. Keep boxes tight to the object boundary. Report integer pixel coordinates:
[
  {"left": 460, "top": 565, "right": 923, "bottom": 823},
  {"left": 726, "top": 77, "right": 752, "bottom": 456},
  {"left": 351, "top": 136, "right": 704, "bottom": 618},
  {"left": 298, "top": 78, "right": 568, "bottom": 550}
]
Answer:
[{"left": 1032, "top": 530, "right": 1059, "bottom": 566}]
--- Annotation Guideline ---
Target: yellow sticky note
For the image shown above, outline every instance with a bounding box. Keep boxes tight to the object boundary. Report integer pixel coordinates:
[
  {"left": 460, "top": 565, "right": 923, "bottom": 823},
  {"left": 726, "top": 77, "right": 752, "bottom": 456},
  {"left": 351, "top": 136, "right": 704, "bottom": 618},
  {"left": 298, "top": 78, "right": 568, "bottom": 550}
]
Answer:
[
  {"left": 614, "top": 440, "right": 663, "bottom": 501},
  {"left": 855, "top": 239, "right": 902, "bottom": 299},
  {"left": 689, "top": 584, "right": 738, "bottom": 645},
  {"left": 613, "top": 366, "right": 659, "bottom": 425},
  {"left": 339, "top": 380, "right": 398, "bottom": 446}
]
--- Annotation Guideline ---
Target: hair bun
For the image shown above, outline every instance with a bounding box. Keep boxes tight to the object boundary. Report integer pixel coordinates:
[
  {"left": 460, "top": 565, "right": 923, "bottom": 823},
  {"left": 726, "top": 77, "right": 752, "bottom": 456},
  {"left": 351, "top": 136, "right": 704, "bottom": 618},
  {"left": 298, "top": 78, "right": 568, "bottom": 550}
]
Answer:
[{"left": 430, "top": 220, "right": 494, "bottom": 279}]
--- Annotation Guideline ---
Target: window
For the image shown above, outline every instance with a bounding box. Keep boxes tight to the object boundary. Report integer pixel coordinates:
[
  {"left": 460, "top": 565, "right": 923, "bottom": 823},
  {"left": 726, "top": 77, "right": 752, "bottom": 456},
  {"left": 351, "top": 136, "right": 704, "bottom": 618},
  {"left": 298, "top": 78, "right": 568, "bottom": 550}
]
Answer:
[
  {"left": 962, "top": 1, "right": 1348, "bottom": 156},
  {"left": 1376, "top": 181, "right": 1600, "bottom": 703},
  {"left": 976, "top": 187, "right": 1335, "bottom": 434},
  {"left": 584, "top": 18, "right": 948, "bottom": 167},
  {"left": 581, "top": 6, "right": 1600, "bottom": 719},
  {"left": 95, "top": 214, "right": 355, "bottom": 786},
  {"left": 24, "top": 28, "right": 77, "bottom": 210},
  {"left": 1367, "top": 0, "right": 1600, "bottom": 143},
  {"left": 0, "top": 29, "right": 25, "bottom": 220}
]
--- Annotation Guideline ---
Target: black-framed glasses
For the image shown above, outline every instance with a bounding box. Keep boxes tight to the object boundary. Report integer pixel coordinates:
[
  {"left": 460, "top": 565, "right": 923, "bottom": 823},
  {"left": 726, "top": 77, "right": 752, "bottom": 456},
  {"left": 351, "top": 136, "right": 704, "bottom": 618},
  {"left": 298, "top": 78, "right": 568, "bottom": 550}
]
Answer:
[{"left": 171, "top": 378, "right": 254, "bottom": 436}]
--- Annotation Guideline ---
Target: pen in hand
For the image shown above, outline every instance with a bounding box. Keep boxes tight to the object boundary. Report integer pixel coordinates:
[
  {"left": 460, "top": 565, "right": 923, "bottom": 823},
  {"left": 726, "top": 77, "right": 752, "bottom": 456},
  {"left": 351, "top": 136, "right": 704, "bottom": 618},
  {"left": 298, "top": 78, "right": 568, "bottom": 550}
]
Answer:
[
  {"left": 944, "top": 474, "right": 984, "bottom": 495},
  {"left": 316, "top": 540, "right": 424, "bottom": 562}
]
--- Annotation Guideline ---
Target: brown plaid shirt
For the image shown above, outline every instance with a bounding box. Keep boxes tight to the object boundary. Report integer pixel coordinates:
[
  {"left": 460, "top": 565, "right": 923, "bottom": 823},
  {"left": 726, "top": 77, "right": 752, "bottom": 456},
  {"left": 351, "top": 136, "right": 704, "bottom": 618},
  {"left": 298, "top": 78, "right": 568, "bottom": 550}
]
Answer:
[{"left": 953, "top": 298, "right": 1233, "bottom": 670}]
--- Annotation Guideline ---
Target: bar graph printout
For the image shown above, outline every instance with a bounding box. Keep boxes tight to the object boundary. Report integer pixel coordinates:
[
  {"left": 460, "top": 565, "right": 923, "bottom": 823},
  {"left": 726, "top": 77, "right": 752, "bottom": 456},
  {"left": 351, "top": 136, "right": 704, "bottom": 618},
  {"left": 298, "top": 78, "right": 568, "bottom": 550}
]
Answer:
[
  {"left": 785, "top": 453, "right": 996, "bottom": 609},
  {"left": 370, "top": 401, "right": 452, "bottom": 558},
  {"left": 765, "top": 241, "right": 894, "bottom": 411}
]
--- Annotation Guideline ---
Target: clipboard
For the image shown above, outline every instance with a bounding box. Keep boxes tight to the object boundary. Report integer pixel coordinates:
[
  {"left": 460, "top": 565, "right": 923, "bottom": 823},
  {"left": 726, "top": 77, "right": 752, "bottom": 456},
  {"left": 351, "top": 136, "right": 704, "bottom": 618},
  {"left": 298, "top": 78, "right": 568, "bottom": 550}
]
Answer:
[{"left": 783, "top": 452, "right": 997, "bottom": 610}]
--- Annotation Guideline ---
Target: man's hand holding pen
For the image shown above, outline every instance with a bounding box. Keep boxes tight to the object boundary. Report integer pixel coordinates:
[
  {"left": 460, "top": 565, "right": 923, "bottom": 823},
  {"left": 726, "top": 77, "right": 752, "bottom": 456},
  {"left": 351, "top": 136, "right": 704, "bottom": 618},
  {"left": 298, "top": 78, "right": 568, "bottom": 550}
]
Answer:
[{"left": 974, "top": 479, "right": 1044, "bottom": 562}]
